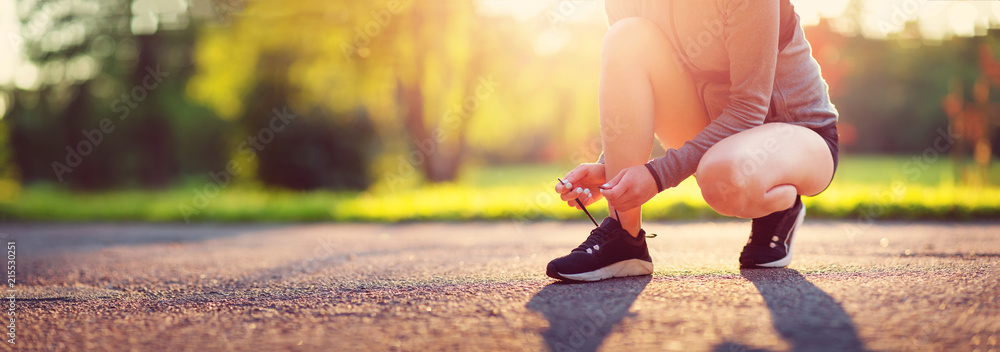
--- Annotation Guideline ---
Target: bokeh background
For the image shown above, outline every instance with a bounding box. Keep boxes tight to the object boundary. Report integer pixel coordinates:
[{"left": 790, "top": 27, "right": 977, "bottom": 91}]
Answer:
[{"left": 0, "top": 0, "right": 999, "bottom": 222}]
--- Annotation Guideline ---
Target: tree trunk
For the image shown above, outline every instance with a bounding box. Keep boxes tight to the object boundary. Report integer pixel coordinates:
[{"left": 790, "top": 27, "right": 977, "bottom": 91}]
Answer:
[
  {"left": 133, "top": 34, "right": 176, "bottom": 188},
  {"left": 397, "top": 80, "right": 467, "bottom": 183}
]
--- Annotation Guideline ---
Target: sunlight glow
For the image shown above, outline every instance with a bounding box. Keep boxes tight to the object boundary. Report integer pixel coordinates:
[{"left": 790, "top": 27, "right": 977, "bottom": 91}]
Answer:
[
  {"left": 0, "top": 0, "right": 18, "bottom": 88},
  {"left": 14, "top": 63, "right": 39, "bottom": 90},
  {"left": 0, "top": 0, "right": 998, "bottom": 89},
  {"left": 66, "top": 55, "right": 99, "bottom": 82},
  {"left": 534, "top": 29, "right": 568, "bottom": 57},
  {"left": 477, "top": 0, "right": 549, "bottom": 21},
  {"left": 858, "top": 0, "right": 997, "bottom": 39},
  {"left": 477, "top": 0, "right": 602, "bottom": 24},
  {"left": 794, "top": 0, "right": 849, "bottom": 27},
  {"left": 949, "top": 2, "right": 979, "bottom": 37}
]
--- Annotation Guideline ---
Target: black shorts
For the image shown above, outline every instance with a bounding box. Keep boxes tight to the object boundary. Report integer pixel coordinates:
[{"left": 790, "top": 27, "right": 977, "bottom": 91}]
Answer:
[
  {"left": 805, "top": 121, "right": 839, "bottom": 195},
  {"left": 812, "top": 122, "right": 839, "bottom": 174},
  {"left": 768, "top": 100, "right": 839, "bottom": 182}
]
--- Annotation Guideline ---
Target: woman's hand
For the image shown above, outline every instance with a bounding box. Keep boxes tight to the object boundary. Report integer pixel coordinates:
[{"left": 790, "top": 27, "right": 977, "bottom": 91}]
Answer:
[
  {"left": 555, "top": 163, "right": 606, "bottom": 209},
  {"left": 600, "top": 165, "right": 658, "bottom": 212}
]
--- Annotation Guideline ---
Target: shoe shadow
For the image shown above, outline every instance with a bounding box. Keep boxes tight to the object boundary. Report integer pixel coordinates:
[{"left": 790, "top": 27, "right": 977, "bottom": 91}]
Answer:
[
  {"left": 715, "top": 268, "right": 867, "bottom": 352},
  {"left": 526, "top": 276, "right": 651, "bottom": 352}
]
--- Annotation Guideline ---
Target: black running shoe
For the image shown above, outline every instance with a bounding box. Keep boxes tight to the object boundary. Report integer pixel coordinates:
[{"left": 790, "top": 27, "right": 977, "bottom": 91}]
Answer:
[
  {"left": 740, "top": 195, "right": 805, "bottom": 268},
  {"left": 546, "top": 217, "right": 653, "bottom": 282}
]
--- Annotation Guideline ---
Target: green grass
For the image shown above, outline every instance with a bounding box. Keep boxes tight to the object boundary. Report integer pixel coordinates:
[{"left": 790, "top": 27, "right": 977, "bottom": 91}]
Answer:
[{"left": 1, "top": 155, "right": 999, "bottom": 222}]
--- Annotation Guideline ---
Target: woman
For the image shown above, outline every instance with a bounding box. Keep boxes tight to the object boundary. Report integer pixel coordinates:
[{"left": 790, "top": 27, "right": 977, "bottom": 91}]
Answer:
[{"left": 547, "top": 0, "right": 839, "bottom": 282}]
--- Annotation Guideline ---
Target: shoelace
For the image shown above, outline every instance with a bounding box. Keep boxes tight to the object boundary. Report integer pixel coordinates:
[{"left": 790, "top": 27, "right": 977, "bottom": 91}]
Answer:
[
  {"left": 574, "top": 225, "right": 613, "bottom": 252},
  {"left": 558, "top": 178, "right": 657, "bottom": 239}
]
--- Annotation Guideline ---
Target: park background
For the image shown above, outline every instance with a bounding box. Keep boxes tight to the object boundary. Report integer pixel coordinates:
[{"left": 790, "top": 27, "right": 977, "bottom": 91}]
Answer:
[{"left": 0, "top": 0, "right": 999, "bottom": 223}]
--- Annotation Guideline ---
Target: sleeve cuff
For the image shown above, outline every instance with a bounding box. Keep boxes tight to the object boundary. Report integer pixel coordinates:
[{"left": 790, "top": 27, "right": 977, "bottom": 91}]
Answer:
[{"left": 644, "top": 162, "right": 664, "bottom": 193}]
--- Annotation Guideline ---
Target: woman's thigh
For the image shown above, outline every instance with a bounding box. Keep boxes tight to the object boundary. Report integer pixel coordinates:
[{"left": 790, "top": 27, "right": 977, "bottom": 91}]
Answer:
[
  {"left": 649, "top": 55, "right": 710, "bottom": 150},
  {"left": 699, "top": 123, "right": 835, "bottom": 198},
  {"left": 633, "top": 13, "right": 710, "bottom": 149},
  {"left": 600, "top": 15, "right": 709, "bottom": 151}
]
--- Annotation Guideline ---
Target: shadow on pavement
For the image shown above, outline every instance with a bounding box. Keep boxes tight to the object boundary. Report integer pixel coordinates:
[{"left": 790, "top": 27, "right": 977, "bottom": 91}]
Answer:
[
  {"left": 715, "top": 268, "right": 866, "bottom": 352},
  {"left": 526, "top": 275, "right": 651, "bottom": 352}
]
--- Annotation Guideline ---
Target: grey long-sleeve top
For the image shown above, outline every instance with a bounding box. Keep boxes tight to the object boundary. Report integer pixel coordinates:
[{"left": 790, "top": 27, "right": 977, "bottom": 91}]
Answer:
[{"left": 601, "top": 0, "right": 838, "bottom": 190}]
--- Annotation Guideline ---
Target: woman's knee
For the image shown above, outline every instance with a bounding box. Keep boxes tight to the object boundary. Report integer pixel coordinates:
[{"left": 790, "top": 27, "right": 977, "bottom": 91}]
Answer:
[
  {"left": 696, "top": 151, "right": 759, "bottom": 217},
  {"left": 602, "top": 17, "right": 668, "bottom": 68},
  {"left": 695, "top": 142, "right": 788, "bottom": 218}
]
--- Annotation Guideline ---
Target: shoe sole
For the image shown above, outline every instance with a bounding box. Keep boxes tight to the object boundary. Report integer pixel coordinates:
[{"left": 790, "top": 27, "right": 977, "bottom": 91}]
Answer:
[
  {"left": 753, "top": 204, "right": 806, "bottom": 268},
  {"left": 556, "top": 259, "right": 653, "bottom": 282}
]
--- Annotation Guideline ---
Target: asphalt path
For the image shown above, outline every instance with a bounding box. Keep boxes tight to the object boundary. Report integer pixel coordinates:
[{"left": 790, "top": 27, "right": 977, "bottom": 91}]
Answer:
[{"left": 2, "top": 220, "right": 998, "bottom": 351}]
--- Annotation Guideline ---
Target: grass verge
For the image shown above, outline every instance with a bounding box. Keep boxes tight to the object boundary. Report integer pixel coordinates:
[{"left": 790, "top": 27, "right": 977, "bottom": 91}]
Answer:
[{"left": 1, "top": 155, "right": 998, "bottom": 222}]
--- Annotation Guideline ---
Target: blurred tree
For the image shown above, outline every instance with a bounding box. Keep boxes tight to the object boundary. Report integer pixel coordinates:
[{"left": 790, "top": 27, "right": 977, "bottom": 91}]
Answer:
[
  {"left": 9, "top": 0, "right": 130, "bottom": 189},
  {"left": 804, "top": 19, "right": 848, "bottom": 99},
  {"left": 942, "top": 41, "right": 1000, "bottom": 186},
  {"left": 0, "top": 92, "right": 17, "bottom": 202},
  {"left": 131, "top": 32, "right": 177, "bottom": 187},
  {"left": 7, "top": 0, "right": 227, "bottom": 189},
  {"left": 387, "top": 1, "right": 484, "bottom": 182},
  {"left": 831, "top": 22, "right": 959, "bottom": 154},
  {"left": 249, "top": 52, "right": 377, "bottom": 190},
  {"left": 189, "top": 0, "right": 501, "bottom": 185},
  {"left": 187, "top": 0, "right": 384, "bottom": 190}
]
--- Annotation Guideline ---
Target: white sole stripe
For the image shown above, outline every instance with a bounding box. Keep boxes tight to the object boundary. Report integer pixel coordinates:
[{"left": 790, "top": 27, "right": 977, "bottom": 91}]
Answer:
[{"left": 558, "top": 259, "right": 654, "bottom": 281}]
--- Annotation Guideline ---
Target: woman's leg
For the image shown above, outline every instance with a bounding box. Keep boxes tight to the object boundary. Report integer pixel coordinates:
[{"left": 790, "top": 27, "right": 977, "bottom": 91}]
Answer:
[
  {"left": 695, "top": 123, "right": 835, "bottom": 219},
  {"left": 599, "top": 17, "right": 710, "bottom": 236}
]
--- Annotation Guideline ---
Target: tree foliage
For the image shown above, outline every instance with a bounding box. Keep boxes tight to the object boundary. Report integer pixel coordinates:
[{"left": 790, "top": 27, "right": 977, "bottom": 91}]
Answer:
[{"left": 187, "top": 0, "right": 606, "bottom": 185}]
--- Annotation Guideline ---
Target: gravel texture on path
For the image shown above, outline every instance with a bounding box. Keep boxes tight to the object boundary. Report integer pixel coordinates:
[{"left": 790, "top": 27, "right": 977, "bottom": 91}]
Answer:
[{"left": 2, "top": 221, "right": 998, "bottom": 351}]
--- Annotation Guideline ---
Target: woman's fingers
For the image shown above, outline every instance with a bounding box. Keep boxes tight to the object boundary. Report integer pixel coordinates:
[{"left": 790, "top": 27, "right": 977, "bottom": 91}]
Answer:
[
  {"left": 559, "top": 186, "right": 588, "bottom": 202},
  {"left": 557, "top": 163, "right": 611, "bottom": 208},
  {"left": 562, "top": 188, "right": 604, "bottom": 206},
  {"left": 579, "top": 190, "right": 603, "bottom": 207},
  {"left": 599, "top": 170, "right": 627, "bottom": 201},
  {"left": 564, "top": 163, "right": 606, "bottom": 187},
  {"left": 600, "top": 166, "right": 657, "bottom": 212},
  {"left": 554, "top": 178, "right": 574, "bottom": 195}
]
